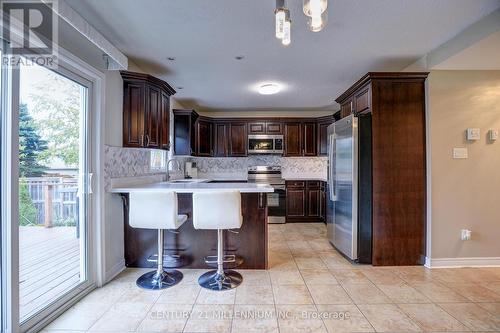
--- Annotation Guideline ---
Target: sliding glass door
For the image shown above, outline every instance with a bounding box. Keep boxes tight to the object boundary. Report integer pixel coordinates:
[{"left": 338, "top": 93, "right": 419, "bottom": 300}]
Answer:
[
  {"left": 1, "top": 52, "right": 96, "bottom": 331},
  {"left": 18, "top": 62, "right": 92, "bottom": 324}
]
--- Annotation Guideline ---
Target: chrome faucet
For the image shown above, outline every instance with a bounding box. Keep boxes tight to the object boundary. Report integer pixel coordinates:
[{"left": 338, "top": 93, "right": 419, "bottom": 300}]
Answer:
[{"left": 166, "top": 159, "right": 182, "bottom": 181}]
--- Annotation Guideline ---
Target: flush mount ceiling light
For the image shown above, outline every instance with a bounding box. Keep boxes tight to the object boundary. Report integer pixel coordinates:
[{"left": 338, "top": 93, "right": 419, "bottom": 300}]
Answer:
[{"left": 258, "top": 83, "right": 281, "bottom": 95}]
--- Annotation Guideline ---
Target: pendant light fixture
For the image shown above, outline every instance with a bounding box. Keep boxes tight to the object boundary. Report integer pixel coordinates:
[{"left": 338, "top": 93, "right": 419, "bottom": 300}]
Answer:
[
  {"left": 275, "top": 0, "right": 286, "bottom": 39},
  {"left": 303, "top": 0, "right": 328, "bottom": 32},
  {"left": 307, "top": 10, "right": 327, "bottom": 32},
  {"left": 274, "top": 0, "right": 327, "bottom": 44},
  {"left": 282, "top": 9, "right": 291, "bottom": 46}
]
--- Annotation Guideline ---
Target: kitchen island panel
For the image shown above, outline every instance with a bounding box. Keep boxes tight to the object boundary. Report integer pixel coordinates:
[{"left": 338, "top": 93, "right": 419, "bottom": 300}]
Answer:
[{"left": 122, "top": 193, "right": 268, "bottom": 269}]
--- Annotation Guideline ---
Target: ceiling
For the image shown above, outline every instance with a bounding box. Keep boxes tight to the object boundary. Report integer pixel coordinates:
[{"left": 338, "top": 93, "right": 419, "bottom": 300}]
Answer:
[{"left": 65, "top": 0, "right": 500, "bottom": 112}]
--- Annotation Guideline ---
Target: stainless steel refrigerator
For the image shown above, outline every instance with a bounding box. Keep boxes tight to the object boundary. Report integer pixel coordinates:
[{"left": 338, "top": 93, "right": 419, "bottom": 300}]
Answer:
[{"left": 326, "top": 114, "right": 372, "bottom": 263}]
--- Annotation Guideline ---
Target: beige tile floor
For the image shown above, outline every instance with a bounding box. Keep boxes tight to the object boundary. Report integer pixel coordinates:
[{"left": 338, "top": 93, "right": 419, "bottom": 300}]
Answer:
[{"left": 43, "top": 223, "right": 500, "bottom": 333}]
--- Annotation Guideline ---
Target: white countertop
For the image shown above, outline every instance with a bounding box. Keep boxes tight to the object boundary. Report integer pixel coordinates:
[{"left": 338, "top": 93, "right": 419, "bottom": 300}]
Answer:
[{"left": 110, "top": 181, "right": 274, "bottom": 194}]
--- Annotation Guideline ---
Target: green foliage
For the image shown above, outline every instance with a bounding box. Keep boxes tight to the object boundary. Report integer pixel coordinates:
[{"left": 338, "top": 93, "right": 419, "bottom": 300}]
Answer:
[
  {"left": 19, "top": 103, "right": 48, "bottom": 177},
  {"left": 28, "top": 71, "right": 80, "bottom": 167},
  {"left": 19, "top": 181, "right": 38, "bottom": 226}
]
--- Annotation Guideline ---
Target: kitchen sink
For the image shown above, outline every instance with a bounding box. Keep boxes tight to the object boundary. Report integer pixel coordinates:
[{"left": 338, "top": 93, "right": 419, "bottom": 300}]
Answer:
[{"left": 167, "top": 179, "right": 210, "bottom": 184}]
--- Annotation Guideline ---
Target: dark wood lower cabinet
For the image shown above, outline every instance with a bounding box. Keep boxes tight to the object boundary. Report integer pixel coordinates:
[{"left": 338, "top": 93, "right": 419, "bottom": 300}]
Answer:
[
  {"left": 286, "top": 180, "right": 326, "bottom": 222},
  {"left": 123, "top": 193, "right": 268, "bottom": 269},
  {"left": 285, "top": 188, "right": 306, "bottom": 218}
]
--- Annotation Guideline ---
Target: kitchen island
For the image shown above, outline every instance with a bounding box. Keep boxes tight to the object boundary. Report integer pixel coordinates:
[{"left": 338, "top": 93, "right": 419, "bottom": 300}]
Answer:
[{"left": 111, "top": 181, "right": 273, "bottom": 269}]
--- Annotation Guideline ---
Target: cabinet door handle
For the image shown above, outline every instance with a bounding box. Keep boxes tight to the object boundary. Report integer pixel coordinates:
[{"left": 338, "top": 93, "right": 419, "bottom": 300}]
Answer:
[
  {"left": 140, "top": 134, "right": 144, "bottom": 147},
  {"left": 145, "top": 134, "right": 150, "bottom": 147},
  {"left": 350, "top": 100, "right": 354, "bottom": 114}
]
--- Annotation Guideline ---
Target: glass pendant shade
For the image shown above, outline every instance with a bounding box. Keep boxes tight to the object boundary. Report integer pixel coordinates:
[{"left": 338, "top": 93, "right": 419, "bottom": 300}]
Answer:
[
  {"left": 282, "top": 19, "right": 291, "bottom": 46},
  {"left": 307, "top": 10, "right": 328, "bottom": 32},
  {"left": 303, "top": 0, "right": 327, "bottom": 17},
  {"left": 275, "top": 9, "right": 286, "bottom": 39}
]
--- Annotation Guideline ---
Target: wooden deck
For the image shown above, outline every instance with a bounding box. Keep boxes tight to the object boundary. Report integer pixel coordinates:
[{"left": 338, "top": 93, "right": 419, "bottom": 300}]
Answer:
[{"left": 19, "top": 226, "right": 81, "bottom": 321}]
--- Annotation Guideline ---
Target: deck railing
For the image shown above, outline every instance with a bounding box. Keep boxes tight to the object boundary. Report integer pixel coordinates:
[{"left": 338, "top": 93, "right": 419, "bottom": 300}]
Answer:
[{"left": 20, "top": 177, "right": 79, "bottom": 227}]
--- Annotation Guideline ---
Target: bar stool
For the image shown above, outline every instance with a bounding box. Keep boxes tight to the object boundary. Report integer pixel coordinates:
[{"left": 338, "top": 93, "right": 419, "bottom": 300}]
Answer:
[
  {"left": 129, "top": 191, "right": 187, "bottom": 290},
  {"left": 192, "top": 191, "right": 243, "bottom": 290}
]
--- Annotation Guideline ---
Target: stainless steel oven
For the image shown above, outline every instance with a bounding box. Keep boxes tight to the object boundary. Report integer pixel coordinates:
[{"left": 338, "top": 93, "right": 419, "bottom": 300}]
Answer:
[
  {"left": 248, "top": 166, "right": 286, "bottom": 224},
  {"left": 248, "top": 135, "right": 283, "bottom": 154}
]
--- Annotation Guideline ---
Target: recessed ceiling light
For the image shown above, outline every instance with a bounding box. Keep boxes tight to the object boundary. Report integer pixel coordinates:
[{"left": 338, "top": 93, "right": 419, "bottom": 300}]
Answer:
[
  {"left": 235, "top": 55, "right": 245, "bottom": 60},
  {"left": 167, "top": 57, "right": 175, "bottom": 61},
  {"left": 177, "top": 86, "right": 184, "bottom": 90},
  {"left": 258, "top": 83, "right": 281, "bottom": 95}
]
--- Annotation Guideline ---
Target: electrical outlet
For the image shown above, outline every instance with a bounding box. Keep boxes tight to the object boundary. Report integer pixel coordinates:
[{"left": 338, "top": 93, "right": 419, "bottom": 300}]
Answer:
[
  {"left": 453, "top": 148, "right": 468, "bottom": 159},
  {"left": 461, "top": 229, "right": 472, "bottom": 241}
]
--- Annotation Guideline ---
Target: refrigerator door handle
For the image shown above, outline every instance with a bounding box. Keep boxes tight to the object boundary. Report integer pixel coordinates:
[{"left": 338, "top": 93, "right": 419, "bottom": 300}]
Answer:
[{"left": 329, "top": 134, "right": 337, "bottom": 201}]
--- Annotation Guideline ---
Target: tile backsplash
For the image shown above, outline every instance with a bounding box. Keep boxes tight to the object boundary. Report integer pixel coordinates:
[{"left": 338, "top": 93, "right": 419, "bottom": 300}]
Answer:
[
  {"left": 104, "top": 145, "right": 327, "bottom": 188},
  {"left": 192, "top": 156, "right": 327, "bottom": 180}
]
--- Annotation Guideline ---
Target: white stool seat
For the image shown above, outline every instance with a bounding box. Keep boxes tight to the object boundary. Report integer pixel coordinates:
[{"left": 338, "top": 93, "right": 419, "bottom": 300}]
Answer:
[
  {"left": 192, "top": 191, "right": 242, "bottom": 230},
  {"left": 130, "top": 191, "right": 187, "bottom": 230}
]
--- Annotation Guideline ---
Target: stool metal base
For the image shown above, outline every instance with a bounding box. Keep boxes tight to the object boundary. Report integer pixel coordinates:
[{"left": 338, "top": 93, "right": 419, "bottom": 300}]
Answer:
[
  {"left": 136, "top": 269, "right": 183, "bottom": 290},
  {"left": 198, "top": 270, "right": 242, "bottom": 291}
]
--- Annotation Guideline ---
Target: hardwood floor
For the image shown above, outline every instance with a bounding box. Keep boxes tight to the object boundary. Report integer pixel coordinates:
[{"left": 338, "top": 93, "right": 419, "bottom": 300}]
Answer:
[{"left": 19, "top": 226, "right": 81, "bottom": 320}]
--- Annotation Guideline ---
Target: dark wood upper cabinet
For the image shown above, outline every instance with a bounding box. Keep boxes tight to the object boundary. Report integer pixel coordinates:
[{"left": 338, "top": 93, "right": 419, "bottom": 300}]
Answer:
[
  {"left": 214, "top": 123, "right": 229, "bottom": 157},
  {"left": 145, "top": 85, "right": 161, "bottom": 148},
  {"left": 284, "top": 122, "right": 302, "bottom": 156},
  {"left": 122, "top": 81, "right": 145, "bottom": 147},
  {"left": 173, "top": 109, "right": 198, "bottom": 155},
  {"left": 229, "top": 123, "right": 247, "bottom": 156},
  {"left": 196, "top": 119, "right": 213, "bottom": 156},
  {"left": 175, "top": 115, "right": 334, "bottom": 157},
  {"left": 248, "top": 122, "right": 266, "bottom": 134},
  {"left": 340, "top": 98, "right": 353, "bottom": 119},
  {"left": 121, "top": 71, "right": 175, "bottom": 149},
  {"left": 266, "top": 122, "right": 282, "bottom": 134},
  {"left": 303, "top": 122, "right": 317, "bottom": 156},
  {"left": 249, "top": 121, "right": 283, "bottom": 135},
  {"left": 284, "top": 121, "right": 319, "bottom": 156},
  {"left": 317, "top": 115, "right": 334, "bottom": 156},
  {"left": 335, "top": 72, "right": 429, "bottom": 266},
  {"left": 160, "top": 91, "right": 171, "bottom": 150}
]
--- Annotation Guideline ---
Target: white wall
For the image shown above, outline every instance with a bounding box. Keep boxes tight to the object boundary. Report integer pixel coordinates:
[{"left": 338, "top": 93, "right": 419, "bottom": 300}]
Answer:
[{"left": 428, "top": 70, "right": 500, "bottom": 262}]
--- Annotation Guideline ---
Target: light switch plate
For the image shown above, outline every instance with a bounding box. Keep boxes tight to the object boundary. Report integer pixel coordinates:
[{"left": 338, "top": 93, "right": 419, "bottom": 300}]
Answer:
[
  {"left": 466, "top": 128, "right": 480, "bottom": 141},
  {"left": 453, "top": 147, "right": 468, "bottom": 159},
  {"left": 489, "top": 129, "right": 498, "bottom": 141}
]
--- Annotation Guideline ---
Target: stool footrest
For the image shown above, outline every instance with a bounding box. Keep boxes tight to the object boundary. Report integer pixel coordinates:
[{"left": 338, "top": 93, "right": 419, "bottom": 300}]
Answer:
[
  {"left": 204, "top": 254, "right": 236, "bottom": 264},
  {"left": 147, "top": 253, "right": 181, "bottom": 263}
]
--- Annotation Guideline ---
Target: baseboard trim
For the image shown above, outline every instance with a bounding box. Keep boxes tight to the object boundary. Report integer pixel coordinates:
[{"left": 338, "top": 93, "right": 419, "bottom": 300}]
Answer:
[
  {"left": 425, "top": 257, "right": 500, "bottom": 268},
  {"left": 105, "top": 259, "right": 126, "bottom": 283}
]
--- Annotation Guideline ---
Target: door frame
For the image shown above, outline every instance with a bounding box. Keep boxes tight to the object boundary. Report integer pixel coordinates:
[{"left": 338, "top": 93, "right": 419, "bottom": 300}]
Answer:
[{"left": 1, "top": 45, "right": 106, "bottom": 333}]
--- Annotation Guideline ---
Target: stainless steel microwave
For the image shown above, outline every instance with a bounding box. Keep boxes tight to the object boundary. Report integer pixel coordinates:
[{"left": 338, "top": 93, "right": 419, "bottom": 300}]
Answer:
[{"left": 248, "top": 135, "right": 283, "bottom": 154}]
